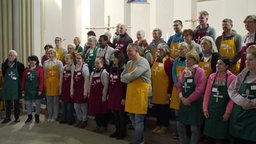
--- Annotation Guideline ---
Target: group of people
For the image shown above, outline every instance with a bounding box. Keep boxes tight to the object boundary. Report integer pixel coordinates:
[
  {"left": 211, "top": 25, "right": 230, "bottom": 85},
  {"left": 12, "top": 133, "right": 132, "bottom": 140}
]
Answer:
[{"left": 1, "top": 10, "right": 256, "bottom": 144}]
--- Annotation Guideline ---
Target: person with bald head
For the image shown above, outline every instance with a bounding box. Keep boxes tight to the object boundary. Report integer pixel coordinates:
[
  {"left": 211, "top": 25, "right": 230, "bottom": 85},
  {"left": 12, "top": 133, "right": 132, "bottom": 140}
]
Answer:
[
  {"left": 113, "top": 24, "right": 133, "bottom": 62},
  {"left": 1, "top": 50, "right": 25, "bottom": 124}
]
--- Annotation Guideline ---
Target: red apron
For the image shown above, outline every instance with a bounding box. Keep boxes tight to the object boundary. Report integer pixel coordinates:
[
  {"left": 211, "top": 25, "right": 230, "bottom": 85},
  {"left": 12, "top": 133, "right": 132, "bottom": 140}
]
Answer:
[
  {"left": 240, "top": 33, "right": 256, "bottom": 71},
  {"left": 73, "top": 64, "right": 88, "bottom": 103},
  {"left": 89, "top": 70, "right": 108, "bottom": 114},
  {"left": 108, "top": 67, "right": 126, "bottom": 110},
  {"left": 194, "top": 28, "right": 207, "bottom": 44},
  {"left": 61, "top": 67, "right": 73, "bottom": 102}
]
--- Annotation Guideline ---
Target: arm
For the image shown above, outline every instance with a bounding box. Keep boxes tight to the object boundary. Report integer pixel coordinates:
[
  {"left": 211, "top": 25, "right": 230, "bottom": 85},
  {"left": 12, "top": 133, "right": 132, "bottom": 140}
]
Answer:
[
  {"left": 21, "top": 68, "right": 29, "bottom": 91},
  {"left": 18, "top": 62, "right": 25, "bottom": 78},
  {"left": 58, "top": 60, "right": 64, "bottom": 94},
  {"left": 101, "top": 70, "right": 109, "bottom": 99},
  {"left": 172, "top": 59, "right": 178, "bottom": 84},
  {"left": 167, "top": 36, "right": 173, "bottom": 47},
  {"left": 82, "top": 64, "right": 90, "bottom": 97},
  {"left": 145, "top": 53, "right": 153, "bottom": 66},
  {"left": 59, "top": 66, "right": 64, "bottom": 95},
  {"left": 37, "top": 67, "right": 44, "bottom": 92},
  {"left": 225, "top": 73, "right": 236, "bottom": 114},
  {"left": 203, "top": 74, "right": 215, "bottom": 112},
  {"left": 215, "top": 36, "right": 222, "bottom": 52},
  {"left": 187, "top": 68, "right": 207, "bottom": 103},
  {"left": 209, "top": 27, "right": 216, "bottom": 40},
  {"left": 177, "top": 71, "right": 185, "bottom": 95},
  {"left": 1, "top": 62, "right": 7, "bottom": 77},
  {"left": 164, "top": 58, "right": 174, "bottom": 94},
  {"left": 70, "top": 66, "right": 74, "bottom": 97}
]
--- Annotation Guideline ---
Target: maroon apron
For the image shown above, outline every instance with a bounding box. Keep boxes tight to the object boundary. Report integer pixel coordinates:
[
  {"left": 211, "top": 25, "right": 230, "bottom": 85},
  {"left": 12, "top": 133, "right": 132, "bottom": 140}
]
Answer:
[
  {"left": 194, "top": 27, "right": 207, "bottom": 44},
  {"left": 73, "top": 64, "right": 88, "bottom": 103},
  {"left": 61, "top": 67, "right": 73, "bottom": 102},
  {"left": 115, "top": 41, "right": 125, "bottom": 54},
  {"left": 89, "top": 70, "right": 108, "bottom": 114},
  {"left": 240, "top": 33, "right": 256, "bottom": 72},
  {"left": 108, "top": 68, "right": 126, "bottom": 110}
]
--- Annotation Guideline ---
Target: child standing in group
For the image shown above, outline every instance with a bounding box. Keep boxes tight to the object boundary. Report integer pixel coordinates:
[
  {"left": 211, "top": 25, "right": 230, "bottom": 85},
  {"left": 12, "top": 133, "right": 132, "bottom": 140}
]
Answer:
[
  {"left": 22, "top": 55, "right": 44, "bottom": 123},
  {"left": 89, "top": 57, "right": 109, "bottom": 133},
  {"left": 59, "top": 54, "right": 75, "bottom": 125},
  {"left": 43, "top": 49, "right": 63, "bottom": 122},
  {"left": 108, "top": 50, "right": 127, "bottom": 139},
  {"left": 71, "top": 54, "right": 90, "bottom": 128}
]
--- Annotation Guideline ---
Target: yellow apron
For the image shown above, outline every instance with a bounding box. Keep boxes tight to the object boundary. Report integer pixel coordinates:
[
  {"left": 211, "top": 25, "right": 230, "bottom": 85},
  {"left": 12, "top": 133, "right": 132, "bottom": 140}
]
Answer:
[
  {"left": 151, "top": 49, "right": 157, "bottom": 60},
  {"left": 55, "top": 47, "right": 63, "bottom": 60},
  {"left": 170, "top": 35, "right": 182, "bottom": 59},
  {"left": 199, "top": 56, "right": 212, "bottom": 78},
  {"left": 125, "top": 61, "right": 150, "bottom": 114},
  {"left": 45, "top": 60, "right": 60, "bottom": 96},
  {"left": 170, "top": 63, "right": 185, "bottom": 109},
  {"left": 151, "top": 58, "right": 169, "bottom": 104},
  {"left": 219, "top": 36, "right": 240, "bottom": 75},
  {"left": 188, "top": 46, "right": 196, "bottom": 53}
]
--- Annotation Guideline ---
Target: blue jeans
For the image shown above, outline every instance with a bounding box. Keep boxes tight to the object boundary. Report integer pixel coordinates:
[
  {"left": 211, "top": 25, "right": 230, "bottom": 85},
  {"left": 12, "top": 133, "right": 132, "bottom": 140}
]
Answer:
[
  {"left": 74, "top": 103, "right": 88, "bottom": 121},
  {"left": 26, "top": 99, "right": 41, "bottom": 115},
  {"left": 129, "top": 113, "right": 145, "bottom": 144},
  {"left": 46, "top": 96, "right": 59, "bottom": 120},
  {"left": 62, "top": 102, "right": 74, "bottom": 122},
  {"left": 177, "top": 121, "right": 200, "bottom": 144}
]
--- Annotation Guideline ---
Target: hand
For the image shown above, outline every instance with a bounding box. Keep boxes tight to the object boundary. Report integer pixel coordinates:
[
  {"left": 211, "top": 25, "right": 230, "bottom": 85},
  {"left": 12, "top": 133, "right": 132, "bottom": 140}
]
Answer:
[
  {"left": 167, "top": 94, "right": 171, "bottom": 100},
  {"left": 84, "top": 94, "right": 88, "bottom": 99},
  {"left": 181, "top": 97, "right": 191, "bottom": 106},
  {"left": 242, "top": 100, "right": 254, "bottom": 110},
  {"left": 121, "top": 99, "right": 125, "bottom": 106},
  {"left": 223, "top": 112, "right": 230, "bottom": 121},
  {"left": 204, "top": 111, "right": 209, "bottom": 118},
  {"left": 102, "top": 96, "right": 107, "bottom": 102},
  {"left": 70, "top": 94, "right": 74, "bottom": 98},
  {"left": 38, "top": 91, "right": 42, "bottom": 96}
]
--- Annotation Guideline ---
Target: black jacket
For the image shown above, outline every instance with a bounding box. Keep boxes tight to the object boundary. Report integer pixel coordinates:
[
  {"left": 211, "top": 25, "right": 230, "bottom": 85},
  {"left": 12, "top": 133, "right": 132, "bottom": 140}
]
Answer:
[{"left": 1, "top": 58, "right": 25, "bottom": 78}]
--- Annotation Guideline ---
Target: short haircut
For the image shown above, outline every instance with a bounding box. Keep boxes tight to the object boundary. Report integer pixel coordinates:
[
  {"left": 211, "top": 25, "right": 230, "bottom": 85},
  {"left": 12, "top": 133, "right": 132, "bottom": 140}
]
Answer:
[
  {"left": 55, "top": 36, "right": 62, "bottom": 41},
  {"left": 87, "top": 31, "right": 96, "bottom": 37},
  {"left": 153, "top": 28, "right": 162, "bottom": 37},
  {"left": 199, "top": 10, "right": 209, "bottom": 17},
  {"left": 244, "top": 15, "right": 256, "bottom": 23},
  {"left": 137, "top": 30, "right": 145, "bottom": 37},
  {"left": 173, "top": 20, "right": 183, "bottom": 26},
  {"left": 44, "top": 44, "right": 53, "bottom": 50},
  {"left": 67, "top": 43, "right": 75, "bottom": 49},
  {"left": 99, "top": 35, "right": 109, "bottom": 41},
  {"left": 28, "top": 55, "right": 40, "bottom": 66},
  {"left": 88, "top": 36, "right": 97, "bottom": 43},
  {"left": 218, "top": 56, "right": 230, "bottom": 66},
  {"left": 74, "top": 37, "right": 81, "bottom": 43},
  {"left": 186, "top": 52, "right": 200, "bottom": 64},
  {"left": 182, "top": 29, "right": 194, "bottom": 39},
  {"left": 157, "top": 43, "right": 170, "bottom": 56},
  {"left": 178, "top": 42, "right": 190, "bottom": 51},
  {"left": 222, "top": 18, "right": 233, "bottom": 26},
  {"left": 9, "top": 50, "right": 18, "bottom": 57},
  {"left": 104, "top": 32, "right": 112, "bottom": 39}
]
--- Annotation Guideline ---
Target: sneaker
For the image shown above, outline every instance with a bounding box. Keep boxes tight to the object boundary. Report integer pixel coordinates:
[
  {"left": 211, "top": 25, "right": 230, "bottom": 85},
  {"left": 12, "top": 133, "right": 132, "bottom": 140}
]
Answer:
[
  {"left": 152, "top": 126, "right": 161, "bottom": 133},
  {"left": 1, "top": 118, "right": 11, "bottom": 124},
  {"left": 155, "top": 126, "right": 168, "bottom": 135}
]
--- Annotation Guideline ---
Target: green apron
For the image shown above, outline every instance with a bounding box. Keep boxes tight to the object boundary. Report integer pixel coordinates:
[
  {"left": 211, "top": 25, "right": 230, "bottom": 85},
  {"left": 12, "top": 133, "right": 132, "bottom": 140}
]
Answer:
[
  {"left": 85, "top": 47, "right": 98, "bottom": 74},
  {"left": 204, "top": 73, "right": 230, "bottom": 139},
  {"left": 230, "top": 72, "right": 256, "bottom": 142},
  {"left": 2, "top": 63, "right": 22, "bottom": 100},
  {"left": 177, "top": 69, "right": 204, "bottom": 125},
  {"left": 24, "top": 68, "right": 43, "bottom": 100}
]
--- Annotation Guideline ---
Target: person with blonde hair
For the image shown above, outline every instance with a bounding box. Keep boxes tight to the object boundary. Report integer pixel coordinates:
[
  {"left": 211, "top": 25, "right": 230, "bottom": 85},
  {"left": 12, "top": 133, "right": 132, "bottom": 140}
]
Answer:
[
  {"left": 73, "top": 37, "right": 84, "bottom": 54},
  {"left": 199, "top": 36, "right": 220, "bottom": 77},
  {"left": 43, "top": 48, "right": 63, "bottom": 122}
]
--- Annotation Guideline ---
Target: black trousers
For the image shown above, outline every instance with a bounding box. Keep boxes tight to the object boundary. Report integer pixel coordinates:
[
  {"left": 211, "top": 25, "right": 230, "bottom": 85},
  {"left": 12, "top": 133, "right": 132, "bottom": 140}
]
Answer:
[
  {"left": 232, "top": 137, "right": 256, "bottom": 144},
  {"left": 5, "top": 100, "right": 20, "bottom": 120},
  {"left": 155, "top": 104, "right": 170, "bottom": 127},
  {"left": 95, "top": 114, "right": 108, "bottom": 127},
  {"left": 112, "top": 110, "right": 126, "bottom": 136}
]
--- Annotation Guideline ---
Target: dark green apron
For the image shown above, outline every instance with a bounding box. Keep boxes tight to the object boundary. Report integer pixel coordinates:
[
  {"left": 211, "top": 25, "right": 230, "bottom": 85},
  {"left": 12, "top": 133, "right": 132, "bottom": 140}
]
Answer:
[
  {"left": 85, "top": 47, "right": 98, "bottom": 74},
  {"left": 177, "top": 69, "right": 203, "bottom": 125},
  {"left": 2, "top": 63, "right": 21, "bottom": 100},
  {"left": 204, "top": 73, "right": 230, "bottom": 139},
  {"left": 229, "top": 72, "right": 256, "bottom": 142},
  {"left": 24, "top": 68, "right": 43, "bottom": 100}
]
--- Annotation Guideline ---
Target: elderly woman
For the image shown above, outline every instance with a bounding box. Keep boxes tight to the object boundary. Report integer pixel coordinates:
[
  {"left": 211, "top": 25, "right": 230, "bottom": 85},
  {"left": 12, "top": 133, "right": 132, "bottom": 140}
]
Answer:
[
  {"left": 138, "top": 39, "right": 153, "bottom": 67},
  {"left": 83, "top": 36, "right": 99, "bottom": 74},
  {"left": 149, "top": 28, "right": 166, "bottom": 59},
  {"left": 199, "top": 36, "right": 220, "bottom": 78},
  {"left": 151, "top": 43, "right": 173, "bottom": 135},
  {"left": 239, "top": 15, "right": 256, "bottom": 72},
  {"left": 228, "top": 51, "right": 256, "bottom": 144},
  {"left": 203, "top": 56, "right": 236, "bottom": 144},
  {"left": 73, "top": 37, "right": 84, "bottom": 54},
  {"left": 67, "top": 43, "right": 77, "bottom": 65},
  {"left": 182, "top": 29, "right": 201, "bottom": 54},
  {"left": 171, "top": 42, "right": 190, "bottom": 110},
  {"left": 1, "top": 50, "right": 25, "bottom": 123},
  {"left": 177, "top": 52, "right": 207, "bottom": 144},
  {"left": 43, "top": 49, "right": 63, "bottom": 122},
  {"left": 135, "top": 30, "right": 145, "bottom": 44}
]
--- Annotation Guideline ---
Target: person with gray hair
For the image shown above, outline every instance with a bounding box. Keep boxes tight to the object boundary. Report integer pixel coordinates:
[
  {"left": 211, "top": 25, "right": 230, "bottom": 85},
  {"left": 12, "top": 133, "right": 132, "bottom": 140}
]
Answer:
[
  {"left": 84, "top": 36, "right": 99, "bottom": 74},
  {"left": 67, "top": 43, "right": 77, "bottom": 64},
  {"left": 238, "top": 15, "right": 256, "bottom": 72},
  {"left": 121, "top": 43, "right": 151, "bottom": 144},
  {"left": 104, "top": 31, "right": 115, "bottom": 48},
  {"left": 135, "top": 30, "right": 145, "bottom": 44},
  {"left": 199, "top": 36, "right": 220, "bottom": 77},
  {"left": 150, "top": 28, "right": 166, "bottom": 59},
  {"left": 151, "top": 43, "right": 173, "bottom": 135},
  {"left": 113, "top": 24, "right": 133, "bottom": 62},
  {"left": 1, "top": 50, "right": 25, "bottom": 124},
  {"left": 215, "top": 18, "right": 242, "bottom": 75},
  {"left": 194, "top": 10, "right": 216, "bottom": 44}
]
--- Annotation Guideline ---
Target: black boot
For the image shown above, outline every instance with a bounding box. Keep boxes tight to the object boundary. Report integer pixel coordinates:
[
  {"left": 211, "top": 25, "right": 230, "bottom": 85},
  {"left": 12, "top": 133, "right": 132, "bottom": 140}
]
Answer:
[
  {"left": 35, "top": 114, "right": 40, "bottom": 123},
  {"left": 25, "top": 115, "right": 33, "bottom": 124}
]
